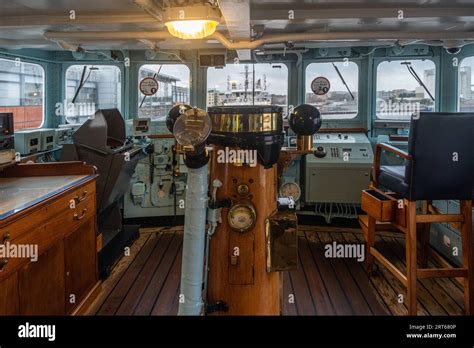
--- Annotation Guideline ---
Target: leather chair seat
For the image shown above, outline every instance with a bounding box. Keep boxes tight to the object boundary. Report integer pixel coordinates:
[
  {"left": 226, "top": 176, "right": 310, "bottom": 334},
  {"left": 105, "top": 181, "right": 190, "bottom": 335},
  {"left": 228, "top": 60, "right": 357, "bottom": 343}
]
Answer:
[{"left": 378, "top": 165, "right": 409, "bottom": 198}]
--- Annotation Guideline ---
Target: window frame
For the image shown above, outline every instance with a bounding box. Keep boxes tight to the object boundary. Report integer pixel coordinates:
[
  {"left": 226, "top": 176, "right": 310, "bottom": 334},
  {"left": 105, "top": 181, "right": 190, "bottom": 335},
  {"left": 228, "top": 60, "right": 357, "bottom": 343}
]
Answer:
[
  {"left": 304, "top": 60, "right": 360, "bottom": 121},
  {"left": 137, "top": 63, "right": 192, "bottom": 119},
  {"left": 373, "top": 57, "right": 439, "bottom": 122},
  {"left": 62, "top": 62, "right": 124, "bottom": 123},
  {"left": 457, "top": 55, "right": 474, "bottom": 112},
  {"left": 205, "top": 62, "right": 290, "bottom": 114},
  {"left": 0, "top": 57, "right": 46, "bottom": 129}
]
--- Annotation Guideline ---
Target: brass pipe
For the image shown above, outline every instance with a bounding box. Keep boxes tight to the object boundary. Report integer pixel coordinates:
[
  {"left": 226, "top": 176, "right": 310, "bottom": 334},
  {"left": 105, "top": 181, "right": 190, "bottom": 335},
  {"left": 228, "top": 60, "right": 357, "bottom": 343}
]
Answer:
[{"left": 297, "top": 135, "right": 313, "bottom": 152}]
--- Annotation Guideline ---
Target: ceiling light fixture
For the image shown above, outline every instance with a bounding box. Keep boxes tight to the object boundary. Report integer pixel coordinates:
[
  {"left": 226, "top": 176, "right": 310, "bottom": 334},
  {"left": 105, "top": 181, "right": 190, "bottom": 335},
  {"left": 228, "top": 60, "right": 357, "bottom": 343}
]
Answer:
[{"left": 164, "top": 4, "right": 221, "bottom": 40}]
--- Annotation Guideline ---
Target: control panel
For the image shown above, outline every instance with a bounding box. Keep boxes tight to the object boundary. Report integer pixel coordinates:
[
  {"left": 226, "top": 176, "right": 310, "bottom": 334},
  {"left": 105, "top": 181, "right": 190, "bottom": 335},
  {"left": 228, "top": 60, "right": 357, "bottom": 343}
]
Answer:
[
  {"left": 311, "top": 133, "right": 373, "bottom": 163},
  {"left": 123, "top": 118, "right": 187, "bottom": 218},
  {"left": 40, "top": 129, "right": 56, "bottom": 151},
  {"left": 15, "top": 129, "right": 42, "bottom": 155},
  {"left": 305, "top": 132, "right": 373, "bottom": 204}
]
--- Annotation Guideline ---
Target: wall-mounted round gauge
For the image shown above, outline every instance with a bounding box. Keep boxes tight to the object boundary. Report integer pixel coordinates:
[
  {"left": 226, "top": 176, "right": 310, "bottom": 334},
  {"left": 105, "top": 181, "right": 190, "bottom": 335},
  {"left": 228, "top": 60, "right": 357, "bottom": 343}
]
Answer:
[
  {"left": 228, "top": 203, "right": 257, "bottom": 233},
  {"left": 279, "top": 182, "right": 301, "bottom": 202}
]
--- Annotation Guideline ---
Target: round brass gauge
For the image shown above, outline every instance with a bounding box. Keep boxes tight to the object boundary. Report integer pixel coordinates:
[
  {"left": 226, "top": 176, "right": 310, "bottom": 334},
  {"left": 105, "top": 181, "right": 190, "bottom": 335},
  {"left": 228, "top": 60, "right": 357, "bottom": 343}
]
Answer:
[
  {"left": 279, "top": 182, "right": 301, "bottom": 202},
  {"left": 228, "top": 203, "right": 257, "bottom": 233},
  {"left": 237, "top": 184, "right": 249, "bottom": 196}
]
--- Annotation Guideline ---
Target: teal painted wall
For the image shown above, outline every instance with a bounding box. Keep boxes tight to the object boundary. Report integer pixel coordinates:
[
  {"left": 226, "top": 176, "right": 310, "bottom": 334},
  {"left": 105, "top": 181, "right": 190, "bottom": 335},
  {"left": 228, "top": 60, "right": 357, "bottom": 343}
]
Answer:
[{"left": 1, "top": 43, "right": 473, "bottom": 134}]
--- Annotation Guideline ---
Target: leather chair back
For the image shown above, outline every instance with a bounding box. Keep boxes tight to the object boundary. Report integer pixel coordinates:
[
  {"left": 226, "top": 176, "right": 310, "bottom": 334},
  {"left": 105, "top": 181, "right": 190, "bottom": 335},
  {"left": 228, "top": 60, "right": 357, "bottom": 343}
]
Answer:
[{"left": 406, "top": 112, "right": 474, "bottom": 200}]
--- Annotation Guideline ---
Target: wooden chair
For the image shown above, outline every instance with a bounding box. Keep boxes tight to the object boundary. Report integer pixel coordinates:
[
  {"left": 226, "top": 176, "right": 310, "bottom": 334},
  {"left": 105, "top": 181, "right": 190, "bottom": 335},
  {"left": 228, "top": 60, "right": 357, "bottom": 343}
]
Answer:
[{"left": 360, "top": 112, "right": 474, "bottom": 315}]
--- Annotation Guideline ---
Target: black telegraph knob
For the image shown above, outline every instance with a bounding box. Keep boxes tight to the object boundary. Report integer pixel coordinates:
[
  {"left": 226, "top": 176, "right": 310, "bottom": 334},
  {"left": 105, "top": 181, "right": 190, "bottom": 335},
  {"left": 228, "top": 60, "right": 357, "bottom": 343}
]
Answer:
[
  {"left": 314, "top": 146, "right": 327, "bottom": 158},
  {"left": 288, "top": 104, "right": 322, "bottom": 136},
  {"left": 166, "top": 104, "right": 192, "bottom": 133}
]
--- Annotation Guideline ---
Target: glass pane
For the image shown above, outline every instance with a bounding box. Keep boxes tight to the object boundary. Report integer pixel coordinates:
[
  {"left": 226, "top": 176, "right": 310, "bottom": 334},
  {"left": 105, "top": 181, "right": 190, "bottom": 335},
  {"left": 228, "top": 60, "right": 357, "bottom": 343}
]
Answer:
[
  {"left": 376, "top": 59, "right": 436, "bottom": 119},
  {"left": 305, "top": 62, "right": 359, "bottom": 120},
  {"left": 459, "top": 57, "right": 474, "bottom": 111},
  {"left": 138, "top": 64, "right": 190, "bottom": 120},
  {"left": 207, "top": 63, "right": 288, "bottom": 116},
  {"left": 65, "top": 65, "right": 121, "bottom": 124},
  {"left": 0, "top": 58, "right": 44, "bottom": 130}
]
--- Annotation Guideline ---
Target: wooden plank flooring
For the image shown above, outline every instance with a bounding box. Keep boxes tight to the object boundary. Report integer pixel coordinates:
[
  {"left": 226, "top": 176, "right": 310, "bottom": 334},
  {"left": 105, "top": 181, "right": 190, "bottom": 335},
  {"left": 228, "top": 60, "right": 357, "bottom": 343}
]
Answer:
[{"left": 85, "top": 225, "right": 465, "bottom": 316}]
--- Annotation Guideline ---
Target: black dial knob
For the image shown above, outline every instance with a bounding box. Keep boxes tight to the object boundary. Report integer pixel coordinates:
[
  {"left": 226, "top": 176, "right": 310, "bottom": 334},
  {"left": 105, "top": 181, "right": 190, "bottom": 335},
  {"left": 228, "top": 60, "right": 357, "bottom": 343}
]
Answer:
[
  {"left": 288, "top": 104, "right": 322, "bottom": 136},
  {"left": 166, "top": 104, "right": 192, "bottom": 133},
  {"left": 314, "top": 145, "right": 327, "bottom": 158}
]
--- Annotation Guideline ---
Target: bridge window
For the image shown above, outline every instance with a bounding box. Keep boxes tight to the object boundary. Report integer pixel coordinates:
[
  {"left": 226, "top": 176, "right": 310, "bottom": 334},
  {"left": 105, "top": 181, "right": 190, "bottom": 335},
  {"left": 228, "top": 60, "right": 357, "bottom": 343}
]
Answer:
[
  {"left": 0, "top": 58, "right": 44, "bottom": 130},
  {"left": 65, "top": 65, "right": 121, "bottom": 124},
  {"left": 207, "top": 63, "right": 288, "bottom": 116},
  {"left": 458, "top": 57, "right": 474, "bottom": 112},
  {"left": 305, "top": 61, "right": 359, "bottom": 120},
  {"left": 376, "top": 59, "right": 436, "bottom": 119},
  {"left": 138, "top": 64, "right": 190, "bottom": 120}
]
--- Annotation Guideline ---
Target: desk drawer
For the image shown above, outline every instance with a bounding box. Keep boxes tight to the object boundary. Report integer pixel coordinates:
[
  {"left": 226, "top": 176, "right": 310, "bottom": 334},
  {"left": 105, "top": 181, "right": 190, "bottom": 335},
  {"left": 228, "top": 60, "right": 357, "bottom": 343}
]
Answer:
[
  {"left": 0, "top": 181, "right": 95, "bottom": 243},
  {"left": 361, "top": 189, "right": 396, "bottom": 222},
  {"left": 0, "top": 185, "right": 96, "bottom": 280}
]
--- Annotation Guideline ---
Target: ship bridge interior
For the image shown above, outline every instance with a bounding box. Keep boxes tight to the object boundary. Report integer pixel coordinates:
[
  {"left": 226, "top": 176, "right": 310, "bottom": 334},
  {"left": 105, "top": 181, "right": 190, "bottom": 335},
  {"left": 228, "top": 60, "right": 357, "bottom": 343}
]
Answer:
[{"left": 0, "top": 0, "right": 473, "bottom": 328}]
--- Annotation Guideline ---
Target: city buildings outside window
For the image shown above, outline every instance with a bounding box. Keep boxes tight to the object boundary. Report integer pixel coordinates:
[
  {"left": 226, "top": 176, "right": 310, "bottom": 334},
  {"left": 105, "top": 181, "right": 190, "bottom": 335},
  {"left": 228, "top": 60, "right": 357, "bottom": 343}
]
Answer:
[
  {"left": 207, "top": 63, "right": 288, "bottom": 116},
  {"left": 458, "top": 57, "right": 474, "bottom": 112},
  {"left": 0, "top": 58, "right": 44, "bottom": 130},
  {"left": 305, "top": 61, "right": 359, "bottom": 120},
  {"left": 376, "top": 59, "right": 436, "bottom": 119},
  {"left": 65, "top": 65, "right": 121, "bottom": 124},
  {"left": 138, "top": 64, "right": 190, "bottom": 120}
]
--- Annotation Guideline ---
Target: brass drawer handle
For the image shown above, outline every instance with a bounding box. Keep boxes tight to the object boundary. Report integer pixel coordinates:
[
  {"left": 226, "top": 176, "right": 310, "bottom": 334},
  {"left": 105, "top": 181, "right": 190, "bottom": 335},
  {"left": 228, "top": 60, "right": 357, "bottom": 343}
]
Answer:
[
  {"left": 0, "top": 257, "right": 8, "bottom": 271},
  {"left": 74, "top": 208, "right": 87, "bottom": 221},
  {"left": 74, "top": 191, "right": 88, "bottom": 203}
]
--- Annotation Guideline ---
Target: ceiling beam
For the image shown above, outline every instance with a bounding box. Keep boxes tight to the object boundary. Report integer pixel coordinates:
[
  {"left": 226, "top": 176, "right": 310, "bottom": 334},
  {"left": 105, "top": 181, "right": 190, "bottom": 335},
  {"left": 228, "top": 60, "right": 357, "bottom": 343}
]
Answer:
[
  {"left": 0, "top": 13, "right": 157, "bottom": 27},
  {"left": 133, "top": 0, "right": 163, "bottom": 22},
  {"left": 250, "top": 6, "right": 474, "bottom": 22},
  {"left": 219, "top": 0, "right": 251, "bottom": 60}
]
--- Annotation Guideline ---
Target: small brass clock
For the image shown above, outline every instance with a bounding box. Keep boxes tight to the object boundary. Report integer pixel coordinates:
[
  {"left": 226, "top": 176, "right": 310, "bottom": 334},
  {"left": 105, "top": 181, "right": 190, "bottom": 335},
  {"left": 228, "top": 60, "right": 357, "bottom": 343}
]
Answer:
[{"left": 228, "top": 203, "right": 257, "bottom": 233}]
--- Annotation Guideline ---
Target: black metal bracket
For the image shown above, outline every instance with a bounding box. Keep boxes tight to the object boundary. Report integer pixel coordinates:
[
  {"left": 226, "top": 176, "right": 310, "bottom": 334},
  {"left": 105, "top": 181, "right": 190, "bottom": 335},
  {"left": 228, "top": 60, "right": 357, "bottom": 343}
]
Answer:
[
  {"left": 208, "top": 198, "right": 232, "bottom": 210},
  {"left": 206, "top": 300, "right": 229, "bottom": 314}
]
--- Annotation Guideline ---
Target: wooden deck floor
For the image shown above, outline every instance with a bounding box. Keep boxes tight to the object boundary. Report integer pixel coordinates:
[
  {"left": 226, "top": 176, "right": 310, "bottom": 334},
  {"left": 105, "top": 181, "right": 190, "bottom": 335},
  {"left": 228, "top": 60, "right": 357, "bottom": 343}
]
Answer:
[{"left": 85, "top": 225, "right": 465, "bottom": 316}]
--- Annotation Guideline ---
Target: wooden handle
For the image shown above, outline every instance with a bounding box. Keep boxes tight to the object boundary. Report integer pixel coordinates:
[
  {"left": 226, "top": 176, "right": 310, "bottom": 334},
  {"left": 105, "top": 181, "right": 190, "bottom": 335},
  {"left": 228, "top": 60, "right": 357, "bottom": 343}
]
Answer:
[
  {"left": 74, "top": 191, "right": 88, "bottom": 203},
  {"left": 0, "top": 257, "right": 8, "bottom": 270},
  {"left": 74, "top": 208, "right": 87, "bottom": 221}
]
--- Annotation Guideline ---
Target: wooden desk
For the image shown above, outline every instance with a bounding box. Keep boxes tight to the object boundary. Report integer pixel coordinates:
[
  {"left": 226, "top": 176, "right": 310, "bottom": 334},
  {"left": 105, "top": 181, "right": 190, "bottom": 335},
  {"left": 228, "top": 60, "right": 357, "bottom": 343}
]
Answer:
[{"left": 0, "top": 162, "right": 99, "bottom": 315}]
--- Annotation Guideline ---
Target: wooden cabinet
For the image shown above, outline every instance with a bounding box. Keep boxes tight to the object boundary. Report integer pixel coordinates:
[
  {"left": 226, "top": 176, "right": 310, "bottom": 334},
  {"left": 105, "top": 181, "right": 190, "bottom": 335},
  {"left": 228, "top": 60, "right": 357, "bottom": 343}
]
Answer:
[
  {"left": 65, "top": 217, "right": 97, "bottom": 313},
  {"left": 19, "top": 241, "right": 65, "bottom": 315},
  {"left": 0, "top": 162, "right": 99, "bottom": 316},
  {"left": 0, "top": 273, "right": 19, "bottom": 315}
]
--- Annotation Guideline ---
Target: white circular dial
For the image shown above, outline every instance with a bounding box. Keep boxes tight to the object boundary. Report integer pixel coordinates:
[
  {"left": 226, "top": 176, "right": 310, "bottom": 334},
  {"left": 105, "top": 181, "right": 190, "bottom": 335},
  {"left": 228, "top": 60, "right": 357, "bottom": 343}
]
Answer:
[
  {"left": 228, "top": 203, "right": 256, "bottom": 233},
  {"left": 279, "top": 182, "right": 301, "bottom": 201}
]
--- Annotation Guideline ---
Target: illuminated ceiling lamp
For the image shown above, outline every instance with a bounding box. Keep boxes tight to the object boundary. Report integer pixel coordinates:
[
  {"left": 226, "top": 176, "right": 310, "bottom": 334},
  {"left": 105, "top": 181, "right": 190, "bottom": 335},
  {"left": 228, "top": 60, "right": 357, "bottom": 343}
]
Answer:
[{"left": 164, "top": 4, "right": 221, "bottom": 40}]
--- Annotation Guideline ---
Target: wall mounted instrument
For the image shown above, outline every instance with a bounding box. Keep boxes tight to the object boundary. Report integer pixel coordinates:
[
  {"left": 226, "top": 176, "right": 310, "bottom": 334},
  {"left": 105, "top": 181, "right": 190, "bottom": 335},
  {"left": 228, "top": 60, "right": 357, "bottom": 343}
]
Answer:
[
  {"left": 39, "top": 128, "right": 56, "bottom": 152},
  {"left": 0, "top": 113, "right": 15, "bottom": 164},
  {"left": 14, "top": 129, "right": 41, "bottom": 155}
]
